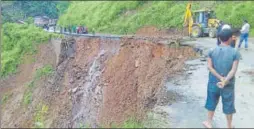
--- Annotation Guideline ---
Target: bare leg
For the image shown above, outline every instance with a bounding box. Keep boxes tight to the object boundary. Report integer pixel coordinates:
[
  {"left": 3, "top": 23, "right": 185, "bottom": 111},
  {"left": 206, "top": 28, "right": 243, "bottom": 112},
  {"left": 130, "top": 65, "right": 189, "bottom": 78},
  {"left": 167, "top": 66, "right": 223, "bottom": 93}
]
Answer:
[
  {"left": 203, "top": 111, "right": 214, "bottom": 128},
  {"left": 226, "top": 114, "right": 233, "bottom": 128}
]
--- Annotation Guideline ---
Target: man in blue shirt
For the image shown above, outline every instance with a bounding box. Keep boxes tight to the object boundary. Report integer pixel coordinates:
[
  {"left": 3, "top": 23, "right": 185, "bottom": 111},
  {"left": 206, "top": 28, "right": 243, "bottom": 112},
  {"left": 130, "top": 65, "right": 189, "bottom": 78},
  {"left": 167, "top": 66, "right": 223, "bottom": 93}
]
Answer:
[{"left": 203, "top": 29, "right": 240, "bottom": 128}]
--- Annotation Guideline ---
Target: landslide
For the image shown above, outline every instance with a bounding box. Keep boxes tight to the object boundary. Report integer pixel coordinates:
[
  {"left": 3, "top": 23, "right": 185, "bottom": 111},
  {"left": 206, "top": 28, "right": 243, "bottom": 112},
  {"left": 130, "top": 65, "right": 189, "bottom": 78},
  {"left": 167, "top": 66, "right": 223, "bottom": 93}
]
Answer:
[
  {"left": 1, "top": 26, "right": 197, "bottom": 128},
  {"left": 63, "top": 35, "right": 196, "bottom": 127}
]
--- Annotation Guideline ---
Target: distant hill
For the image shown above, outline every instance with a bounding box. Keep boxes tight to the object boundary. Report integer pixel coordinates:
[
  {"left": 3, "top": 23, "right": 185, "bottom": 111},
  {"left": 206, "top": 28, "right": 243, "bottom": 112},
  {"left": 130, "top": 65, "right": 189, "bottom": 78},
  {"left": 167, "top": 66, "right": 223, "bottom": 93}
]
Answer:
[{"left": 1, "top": 1, "right": 69, "bottom": 23}]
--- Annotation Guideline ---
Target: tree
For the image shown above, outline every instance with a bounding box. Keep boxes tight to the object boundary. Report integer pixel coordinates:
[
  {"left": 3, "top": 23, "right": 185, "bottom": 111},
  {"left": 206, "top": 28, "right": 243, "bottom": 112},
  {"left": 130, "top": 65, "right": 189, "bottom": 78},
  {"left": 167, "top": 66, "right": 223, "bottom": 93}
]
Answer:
[{"left": 1, "top": 1, "right": 70, "bottom": 23}]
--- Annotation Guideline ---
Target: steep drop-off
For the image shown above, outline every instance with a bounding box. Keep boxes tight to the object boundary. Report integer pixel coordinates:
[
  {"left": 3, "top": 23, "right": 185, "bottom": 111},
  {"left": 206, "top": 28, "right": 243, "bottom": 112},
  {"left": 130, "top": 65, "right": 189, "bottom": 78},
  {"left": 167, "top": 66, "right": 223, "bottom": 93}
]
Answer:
[{"left": 1, "top": 35, "right": 197, "bottom": 128}]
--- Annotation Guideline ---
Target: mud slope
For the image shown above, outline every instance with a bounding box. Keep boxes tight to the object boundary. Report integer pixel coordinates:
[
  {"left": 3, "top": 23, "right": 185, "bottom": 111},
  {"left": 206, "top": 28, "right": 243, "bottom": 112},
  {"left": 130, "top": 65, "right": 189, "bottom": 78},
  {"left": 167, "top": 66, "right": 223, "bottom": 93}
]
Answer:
[
  {"left": 0, "top": 41, "right": 60, "bottom": 128},
  {"left": 1, "top": 35, "right": 196, "bottom": 128},
  {"left": 67, "top": 36, "right": 196, "bottom": 127}
]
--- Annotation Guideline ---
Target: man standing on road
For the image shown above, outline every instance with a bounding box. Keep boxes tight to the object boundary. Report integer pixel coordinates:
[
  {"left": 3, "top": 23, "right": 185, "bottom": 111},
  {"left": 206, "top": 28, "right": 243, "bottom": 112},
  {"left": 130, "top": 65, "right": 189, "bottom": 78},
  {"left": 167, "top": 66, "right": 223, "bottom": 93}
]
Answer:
[
  {"left": 217, "top": 22, "right": 231, "bottom": 46},
  {"left": 203, "top": 28, "right": 240, "bottom": 128},
  {"left": 238, "top": 20, "right": 250, "bottom": 50}
]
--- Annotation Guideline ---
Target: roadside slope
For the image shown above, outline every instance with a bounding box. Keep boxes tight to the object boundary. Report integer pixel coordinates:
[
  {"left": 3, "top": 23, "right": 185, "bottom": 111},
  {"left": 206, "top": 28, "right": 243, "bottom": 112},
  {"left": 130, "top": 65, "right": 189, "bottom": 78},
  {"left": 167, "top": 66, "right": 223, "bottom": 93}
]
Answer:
[{"left": 58, "top": 1, "right": 254, "bottom": 35}]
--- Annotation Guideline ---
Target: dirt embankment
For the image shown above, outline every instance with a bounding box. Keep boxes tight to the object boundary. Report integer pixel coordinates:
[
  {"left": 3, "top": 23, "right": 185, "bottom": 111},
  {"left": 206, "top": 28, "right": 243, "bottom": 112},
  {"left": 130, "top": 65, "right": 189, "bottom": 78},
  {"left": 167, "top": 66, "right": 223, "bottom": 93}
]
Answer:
[
  {"left": 66, "top": 35, "right": 196, "bottom": 127},
  {"left": 1, "top": 32, "right": 196, "bottom": 128},
  {"left": 136, "top": 26, "right": 189, "bottom": 38},
  {"left": 99, "top": 37, "right": 196, "bottom": 126},
  {"left": 0, "top": 42, "right": 60, "bottom": 128}
]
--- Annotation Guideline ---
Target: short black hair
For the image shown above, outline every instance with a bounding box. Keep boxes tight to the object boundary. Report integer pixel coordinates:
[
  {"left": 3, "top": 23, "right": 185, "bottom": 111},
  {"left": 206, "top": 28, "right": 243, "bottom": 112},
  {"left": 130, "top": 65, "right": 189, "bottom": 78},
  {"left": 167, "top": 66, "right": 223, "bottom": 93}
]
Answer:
[
  {"left": 244, "top": 19, "right": 248, "bottom": 23},
  {"left": 219, "top": 28, "right": 233, "bottom": 42}
]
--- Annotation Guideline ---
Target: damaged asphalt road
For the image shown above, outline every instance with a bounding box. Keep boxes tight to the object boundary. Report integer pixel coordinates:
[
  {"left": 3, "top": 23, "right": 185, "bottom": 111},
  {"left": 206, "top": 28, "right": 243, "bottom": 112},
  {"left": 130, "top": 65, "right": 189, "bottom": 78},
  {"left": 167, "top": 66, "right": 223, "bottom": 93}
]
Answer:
[{"left": 145, "top": 37, "right": 254, "bottom": 128}]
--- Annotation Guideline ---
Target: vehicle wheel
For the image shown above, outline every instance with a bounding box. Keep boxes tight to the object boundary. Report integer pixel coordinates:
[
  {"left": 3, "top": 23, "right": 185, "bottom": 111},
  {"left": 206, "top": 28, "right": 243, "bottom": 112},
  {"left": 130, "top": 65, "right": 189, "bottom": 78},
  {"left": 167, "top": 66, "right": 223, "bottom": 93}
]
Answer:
[
  {"left": 191, "top": 25, "right": 202, "bottom": 38},
  {"left": 209, "top": 28, "right": 217, "bottom": 38}
]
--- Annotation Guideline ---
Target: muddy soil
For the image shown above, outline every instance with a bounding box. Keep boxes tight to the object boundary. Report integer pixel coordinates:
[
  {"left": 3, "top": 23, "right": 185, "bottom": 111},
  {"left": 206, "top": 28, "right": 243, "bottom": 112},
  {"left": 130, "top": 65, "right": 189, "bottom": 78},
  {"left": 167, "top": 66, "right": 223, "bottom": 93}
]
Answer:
[
  {"left": 65, "top": 36, "right": 196, "bottom": 127},
  {"left": 99, "top": 38, "right": 196, "bottom": 127},
  {"left": 1, "top": 34, "right": 196, "bottom": 128},
  {"left": 146, "top": 37, "right": 254, "bottom": 128},
  {"left": 136, "top": 26, "right": 187, "bottom": 38}
]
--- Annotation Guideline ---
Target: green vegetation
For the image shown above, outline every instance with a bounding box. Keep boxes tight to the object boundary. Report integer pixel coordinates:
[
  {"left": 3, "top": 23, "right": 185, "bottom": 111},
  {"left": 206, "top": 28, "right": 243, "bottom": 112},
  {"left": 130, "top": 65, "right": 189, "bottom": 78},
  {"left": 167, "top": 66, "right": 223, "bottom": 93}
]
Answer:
[
  {"left": 121, "top": 117, "right": 144, "bottom": 128},
  {"left": 76, "top": 117, "right": 143, "bottom": 128},
  {"left": 58, "top": 1, "right": 198, "bottom": 34},
  {"left": 58, "top": 1, "right": 254, "bottom": 35},
  {"left": 34, "top": 103, "right": 49, "bottom": 128},
  {"left": 215, "top": 1, "right": 254, "bottom": 35},
  {"left": 100, "top": 117, "right": 143, "bottom": 128},
  {"left": 1, "top": 23, "right": 58, "bottom": 77},
  {"left": 22, "top": 65, "right": 54, "bottom": 105},
  {"left": 1, "top": 1, "right": 70, "bottom": 23},
  {"left": 1, "top": 92, "right": 13, "bottom": 104},
  {"left": 35, "top": 65, "right": 54, "bottom": 80},
  {"left": 78, "top": 123, "right": 91, "bottom": 128},
  {"left": 23, "top": 90, "right": 33, "bottom": 105}
]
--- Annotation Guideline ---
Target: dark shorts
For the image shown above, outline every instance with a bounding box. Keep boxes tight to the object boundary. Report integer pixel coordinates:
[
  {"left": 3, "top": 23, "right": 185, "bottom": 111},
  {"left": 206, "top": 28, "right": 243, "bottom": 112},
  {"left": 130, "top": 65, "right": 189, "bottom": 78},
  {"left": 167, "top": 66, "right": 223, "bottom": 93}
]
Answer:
[{"left": 205, "top": 82, "right": 236, "bottom": 114}]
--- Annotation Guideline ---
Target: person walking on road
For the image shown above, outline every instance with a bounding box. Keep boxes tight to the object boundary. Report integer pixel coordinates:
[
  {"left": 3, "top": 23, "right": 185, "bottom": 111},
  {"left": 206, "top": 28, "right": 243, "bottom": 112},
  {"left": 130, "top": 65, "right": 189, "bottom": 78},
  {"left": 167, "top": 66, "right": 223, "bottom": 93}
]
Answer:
[
  {"left": 203, "top": 28, "right": 241, "bottom": 128},
  {"left": 238, "top": 20, "right": 250, "bottom": 50}
]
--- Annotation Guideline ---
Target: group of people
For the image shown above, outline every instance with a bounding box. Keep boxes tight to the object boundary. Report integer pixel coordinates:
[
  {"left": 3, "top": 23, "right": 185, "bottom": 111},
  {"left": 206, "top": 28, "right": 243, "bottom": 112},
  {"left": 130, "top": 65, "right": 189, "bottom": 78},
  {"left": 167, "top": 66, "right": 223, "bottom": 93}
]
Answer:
[
  {"left": 60, "top": 26, "right": 88, "bottom": 34},
  {"left": 217, "top": 20, "right": 250, "bottom": 50},
  {"left": 203, "top": 19, "right": 250, "bottom": 128},
  {"left": 76, "top": 26, "right": 88, "bottom": 34}
]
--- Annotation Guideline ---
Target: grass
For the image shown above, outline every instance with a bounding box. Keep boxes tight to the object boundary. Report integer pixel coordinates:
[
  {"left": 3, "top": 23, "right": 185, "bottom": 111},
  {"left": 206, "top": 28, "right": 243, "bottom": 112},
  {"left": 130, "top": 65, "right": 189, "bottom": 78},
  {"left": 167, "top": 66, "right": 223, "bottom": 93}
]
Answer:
[
  {"left": 78, "top": 123, "right": 91, "bottom": 128},
  {"left": 35, "top": 65, "right": 54, "bottom": 80},
  {"left": 98, "top": 117, "right": 143, "bottom": 128},
  {"left": 23, "top": 90, "right": 33, "bottom": 105},
  {"left": 1, "top": 23, "right": 60, "bottom": 77},
  {"left": 120, "top": 117, "right": 144, "bottom": 128},
  {"left": 58, "top": 1, "right": 254, "bottom": 36},
  {"left": 215, "top": 1, "right": 254, "bottom": 36},
  {"left": 58, "top": 1, "right": 198, "bottom": 35},
  {"left": 76, "top": 117, "right": 143, "bottom": 128},
  {"left": 34, "top": 103, "right": 49, "bottom": 128},
  {"left": 22, "top": 65, "right": 53, "bottom": 105},
  {"left": 1, "top": 92, "right": 13, "bottom": 104}
]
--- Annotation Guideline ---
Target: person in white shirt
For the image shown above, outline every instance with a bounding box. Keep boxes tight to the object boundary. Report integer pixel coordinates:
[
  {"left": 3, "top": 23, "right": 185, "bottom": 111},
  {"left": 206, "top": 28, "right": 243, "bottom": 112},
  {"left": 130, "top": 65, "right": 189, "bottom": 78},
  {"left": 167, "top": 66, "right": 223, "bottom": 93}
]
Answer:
[{"left": 238, "top": 20, "right": 250, "bottom": 50}]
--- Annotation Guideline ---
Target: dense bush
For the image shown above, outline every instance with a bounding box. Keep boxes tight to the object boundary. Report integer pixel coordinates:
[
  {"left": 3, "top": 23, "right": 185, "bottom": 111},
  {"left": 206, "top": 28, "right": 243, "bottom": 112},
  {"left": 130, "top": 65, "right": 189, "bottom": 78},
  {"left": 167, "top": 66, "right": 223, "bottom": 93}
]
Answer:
[
  {"left": 1, "top": 23, "right": 58, "bottom": 77},
  {"left": 215, "top": 1, "right": 254, "bottom": 35}
]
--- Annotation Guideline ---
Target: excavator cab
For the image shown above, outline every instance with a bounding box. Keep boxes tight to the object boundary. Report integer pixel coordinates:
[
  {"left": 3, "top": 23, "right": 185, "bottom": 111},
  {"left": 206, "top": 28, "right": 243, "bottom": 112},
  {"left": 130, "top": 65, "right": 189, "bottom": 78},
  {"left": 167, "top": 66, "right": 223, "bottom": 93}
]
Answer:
[
  {"left": 191, "top": 9, "right": 220, "bottom": 38},
  {"left": 193, "top": 10, "right": 217, "bottom": 28}
]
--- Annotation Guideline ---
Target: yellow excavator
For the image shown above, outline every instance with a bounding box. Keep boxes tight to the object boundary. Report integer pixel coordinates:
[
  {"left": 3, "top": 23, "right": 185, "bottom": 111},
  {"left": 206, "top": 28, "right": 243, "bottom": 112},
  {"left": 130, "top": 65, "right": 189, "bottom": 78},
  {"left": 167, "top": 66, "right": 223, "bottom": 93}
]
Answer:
[
  {"left": 184, "top": 2, "right": 220, "bottom": 38},
  {"left": 184, "top": 2, "right": 239, "bottom": 48}
]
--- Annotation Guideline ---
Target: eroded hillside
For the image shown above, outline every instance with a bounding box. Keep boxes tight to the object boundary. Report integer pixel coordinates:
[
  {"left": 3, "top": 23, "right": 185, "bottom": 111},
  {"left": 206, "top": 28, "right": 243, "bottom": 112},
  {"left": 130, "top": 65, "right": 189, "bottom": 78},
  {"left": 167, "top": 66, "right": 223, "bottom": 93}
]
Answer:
[{"left": 1, "top": 31, "right": 196, "bottom": 128}]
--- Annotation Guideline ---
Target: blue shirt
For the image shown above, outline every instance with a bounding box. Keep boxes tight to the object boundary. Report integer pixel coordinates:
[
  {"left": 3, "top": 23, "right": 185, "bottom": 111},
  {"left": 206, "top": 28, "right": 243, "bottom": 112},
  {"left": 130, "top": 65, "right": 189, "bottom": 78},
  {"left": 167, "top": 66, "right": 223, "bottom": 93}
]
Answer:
[{"left": 208, "top": 46, "right": 240, "bottom": 85}]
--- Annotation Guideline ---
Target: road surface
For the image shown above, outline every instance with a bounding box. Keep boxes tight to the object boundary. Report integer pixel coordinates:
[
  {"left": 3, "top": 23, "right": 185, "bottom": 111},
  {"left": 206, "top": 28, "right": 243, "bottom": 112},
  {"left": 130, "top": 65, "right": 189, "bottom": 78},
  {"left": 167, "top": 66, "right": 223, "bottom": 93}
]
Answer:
[{"left": 146, "top": 37, "right": 254, "bottom": 128}]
